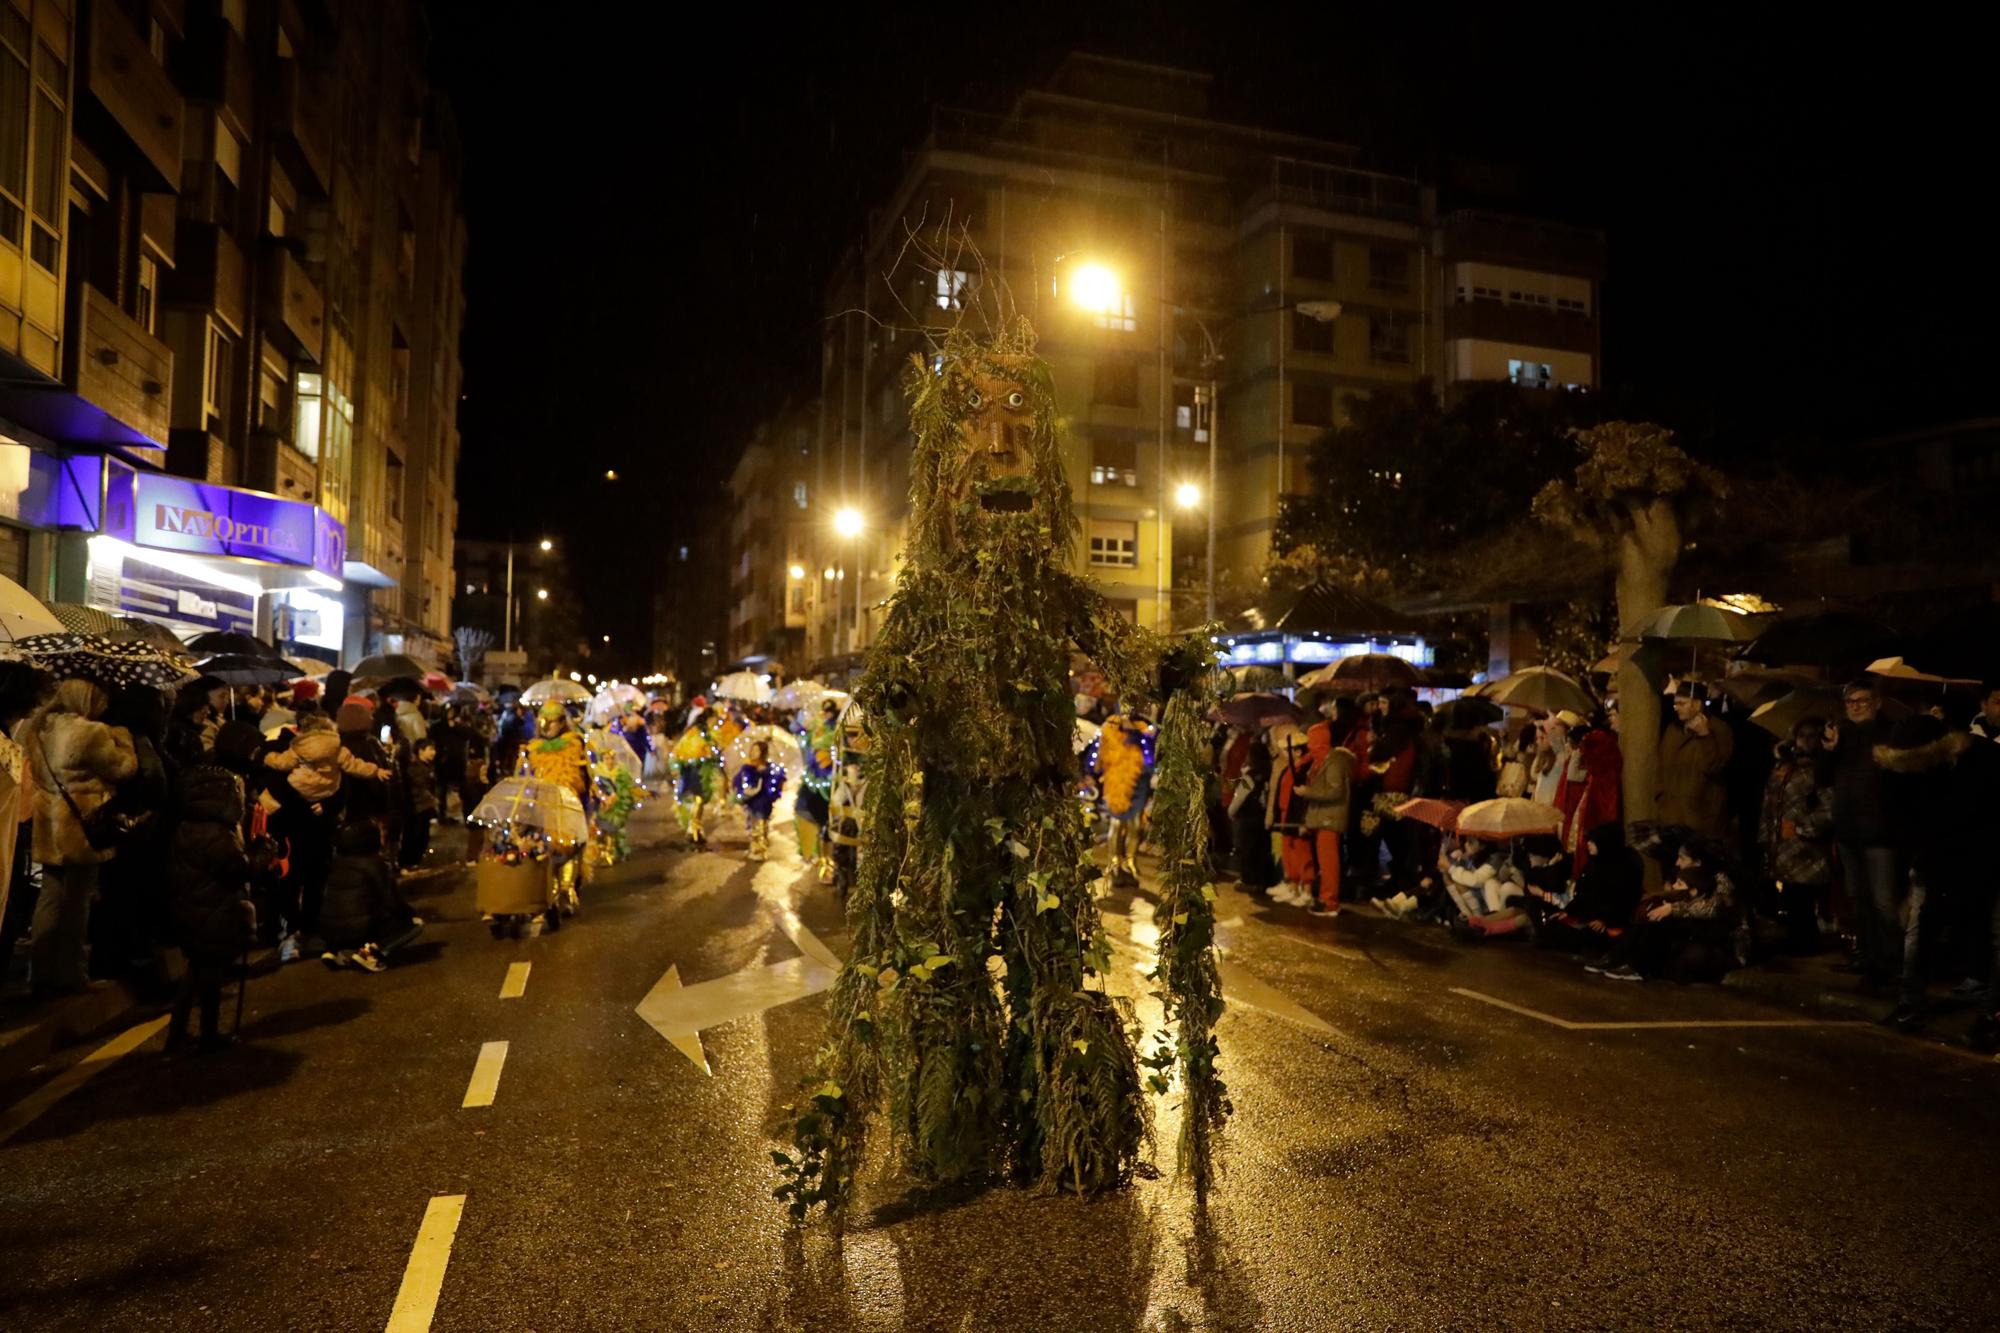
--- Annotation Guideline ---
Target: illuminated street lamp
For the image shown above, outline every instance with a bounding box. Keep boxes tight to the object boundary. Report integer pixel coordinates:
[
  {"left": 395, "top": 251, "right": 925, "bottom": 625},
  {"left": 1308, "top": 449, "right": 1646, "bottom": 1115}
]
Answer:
[
  {"left": 831, "top": 507, "right": 865, "bottom": 654},
  {"left": 1175, "top": 481, "right": 1202, "bottom": 510},
  {"left": 536, "top": 588, "right": 548, "bottom": 601},
  {"left": 833, "top": 507, "right": 863, "bottom": 539},
  {"left": 538, "top": 538, "right": 553, "bottom": 552},
  {"left": 1065, "top": 262, "right": 1122, "bottom": 318},
  {"left": 788, "top": 563, "right": 806, "bottom": 580}
]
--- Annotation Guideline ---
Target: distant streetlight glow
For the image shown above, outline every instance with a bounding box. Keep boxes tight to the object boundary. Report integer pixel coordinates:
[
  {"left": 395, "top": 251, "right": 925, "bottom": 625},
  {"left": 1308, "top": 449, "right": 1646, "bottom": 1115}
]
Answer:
[
  {"left": 1175, "top": 481, "right": 1202, "bottom": 510},
  {"left": 787, "top": 563, "right": 806, "bottom": 580},
  {"left": 603, "top": 470, "right": 619, "bottom": 482},
  {"left": 538, "top": 538, "right": 553, "bottom": 551},
  {"left": 833, "top": 507, "right": 864, "bottom": 539},
  {"left": 602, "top": 634, "right": 611, "bottom": 643},
  {"left": 822, "top": 566, "right": 836, "bottom": 580},
  {"left": 536, "top": 588, "right": 548, "bottom": 600},
  {"left": 1066, "top": 262, "right": 1121, "bottom": 315}
]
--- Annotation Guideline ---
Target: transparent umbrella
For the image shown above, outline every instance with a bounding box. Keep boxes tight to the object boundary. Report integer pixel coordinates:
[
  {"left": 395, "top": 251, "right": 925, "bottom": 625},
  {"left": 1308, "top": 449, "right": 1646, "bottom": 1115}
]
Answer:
[
  {"left": 587, "top": 682, "right": 646, "bottom": 724},
  {"left": 587, "top": 727, "right": 645, "bottom": 782},
  {"left": 725, "top": 723, "right": 803, "bottom": 783},
  {"left": 714, "top": 670, "right": 773, "bottom": 703},
  {"left": 521, "top": 678, "right": 592, "bottom": 706},
  {"left": 470, "top": 775, "right": 590, "bottom": 845}
]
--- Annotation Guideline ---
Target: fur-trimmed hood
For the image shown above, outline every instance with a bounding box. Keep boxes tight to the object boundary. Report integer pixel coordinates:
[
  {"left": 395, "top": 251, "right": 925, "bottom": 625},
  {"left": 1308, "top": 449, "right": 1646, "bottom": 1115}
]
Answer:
[{"left": 1874, "top": 728, "right": 1972, "bottom": 774}]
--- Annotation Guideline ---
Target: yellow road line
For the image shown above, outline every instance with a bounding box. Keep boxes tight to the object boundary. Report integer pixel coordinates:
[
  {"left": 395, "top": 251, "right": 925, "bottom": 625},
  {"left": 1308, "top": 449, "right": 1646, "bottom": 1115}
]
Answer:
[
  {"left": 461, "top": 1041, "right": 508, "bottom": 1108},
  {"left": 0, "top": 1015, "right": 169, "bottom": 1147},
  {"left": 1450, "top": 987, "right": 1867, "bottom": 1032},
  {"left": 498, "top": 962, "right": 530, "bottom": 999},
  {"left": 384, "top": 1194, "right": 466, "bottom": 1332}
]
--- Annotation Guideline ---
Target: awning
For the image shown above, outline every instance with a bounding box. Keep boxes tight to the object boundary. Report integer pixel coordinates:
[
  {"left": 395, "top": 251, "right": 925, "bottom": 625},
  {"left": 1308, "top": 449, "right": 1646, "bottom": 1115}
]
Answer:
[{"left": 342, "top": 560, "right": 398, "bottom": 589}]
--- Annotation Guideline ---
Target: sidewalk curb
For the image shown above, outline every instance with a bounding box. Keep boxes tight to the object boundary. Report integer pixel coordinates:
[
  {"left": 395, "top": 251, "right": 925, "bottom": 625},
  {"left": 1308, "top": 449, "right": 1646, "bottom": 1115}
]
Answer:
[{"left": 1720, "top": 965, "right": 1894, "bottom": 1023}]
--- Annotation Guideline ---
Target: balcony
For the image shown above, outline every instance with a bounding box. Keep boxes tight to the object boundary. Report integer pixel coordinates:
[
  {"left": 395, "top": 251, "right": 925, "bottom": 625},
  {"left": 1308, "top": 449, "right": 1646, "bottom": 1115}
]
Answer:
[
  {"left": 164, "top": 223, "right": 247, "bottom": 334},
  {"left": 74, "top": 284, "right": 173, "bottom": 448},
  {"left": 273, "top": 59, "right": 332, "bottom": 194},
  {"left": 83, "top": 0, "right": 186, "bottom": 191},
  {"left": 261, "top": 245, "right": 325, "bottom": 362},
  {"left": 1444, "top": 299, "right": 1596, "bottom": 355},
  {"left": 180, "top": 15, "right": 255, "bottom": 141}
]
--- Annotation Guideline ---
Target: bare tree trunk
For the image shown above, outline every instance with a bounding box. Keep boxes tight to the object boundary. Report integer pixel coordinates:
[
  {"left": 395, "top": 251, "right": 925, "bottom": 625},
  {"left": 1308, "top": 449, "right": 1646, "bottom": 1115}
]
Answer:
[{"left": 1613, "top": 498, "right": 1680, "bottom": 826}]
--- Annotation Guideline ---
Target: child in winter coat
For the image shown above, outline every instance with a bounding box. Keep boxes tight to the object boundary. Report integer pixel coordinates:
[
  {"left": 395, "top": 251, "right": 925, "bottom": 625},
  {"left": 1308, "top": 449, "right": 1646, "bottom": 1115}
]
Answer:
[
  {"left": 166, "top": 764, "right": 255, "bottom": 1050},
  {"left": 263, "top": 713, "right": 389, "bottom": 804},
  {"left": 399, "top": 738, "right": 440, "bottom": 870},
  {"left": 319, "top": 821, "right": 423, "bottom": 972}
]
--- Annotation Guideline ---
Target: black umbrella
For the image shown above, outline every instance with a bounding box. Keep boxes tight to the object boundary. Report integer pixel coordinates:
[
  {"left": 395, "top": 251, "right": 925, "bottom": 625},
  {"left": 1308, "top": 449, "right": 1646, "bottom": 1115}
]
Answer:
[
  {"left": 351, "top": 653, "right": 428, "bottom": 681},
  {"left": 1740, "top": 612, "right": 1902, "bottom": 673},
  {"left": 197, "top": 654, "right": 299, "bottom": 686},
  {"left": 187, "top": 631, "right": 284, "bottom": 660},
  {"left": 1438, "top": 696, "right": 1504, "bottom": 729}
]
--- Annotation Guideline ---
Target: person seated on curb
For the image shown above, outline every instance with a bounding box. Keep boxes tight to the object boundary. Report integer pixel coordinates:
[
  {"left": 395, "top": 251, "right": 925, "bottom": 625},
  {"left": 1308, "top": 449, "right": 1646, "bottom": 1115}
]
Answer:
[
  {"left": 318, "top": 821, "right": 423, "bottom": 973},
  {"left": 1440, "top": 836, "right": 1524, "bottom": 927},
  {"left": 1523, "top": 821, "right": 1645, "bottom": 963},
  {"left": 1460, "top": 834, "right": 1566, "bottom": 938},
  {"left": 1591, "top": 853, "right": 1739, "bottom": 982}
]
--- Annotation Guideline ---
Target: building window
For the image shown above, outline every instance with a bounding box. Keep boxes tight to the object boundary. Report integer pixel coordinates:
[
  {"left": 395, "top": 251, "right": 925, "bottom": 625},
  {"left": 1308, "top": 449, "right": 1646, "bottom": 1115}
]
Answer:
[
  {"left": 1093, "top": 360, "right": 1139, "bottom": 408},
  {"left": 1368, "top": 248, "right": 1411, "bottom": 294},
  {"left": 292, "top": 371, "right": 323, "bottom": 460},
  {"left": 204, "top": 324, "right": 235, "bottom": 434},
  {"left": 0, "top": 7, "right": 28, "bottom": 251},
  {"left": 257, "top": 364, "right": 284, "bottom": 431},
  {"left": 1292, "top": 383, "right": 1333, "bottom": 428},
  {"left": 793, "top": 481, "right": 808, "bottom": 509},
  {"left": 934, "top": 268, "right": 972, "bottom": 311},
  {"left": 1508, "top": 359, "right": 1554, "bottom": 388},
  {"left": 1091, "top": 438, "right": 1138, "bottom": 488},
  {"left": 386, "top": 451, "right": 404, "bottom": 522},
  {"left": 135, "top": 255, "right": 158, "bottom": 334},
  {"left": 25, "top": 36, "right": 63, "bottom": 273},
  {"left": 1292, "top": 234, "right": 1333, "bottom": 283},
  {"left": 1291, "top": 309, "right": 1333, "bottom": 354},
  {"left": 1173, "top": 383, "right": 1205, "bottom": 441},
  {"left": 1088, "top": 520, "right": 1139, "bottom": 568},
  {"left": 1556, "top": 295, "right": 1589, "bottom": 314},
  {"left": 1091, "top": 289, "right": 1138, "bottom": 333},
  {"left": 1368, "top": 313, "right": 1411, "bottom": 365}
]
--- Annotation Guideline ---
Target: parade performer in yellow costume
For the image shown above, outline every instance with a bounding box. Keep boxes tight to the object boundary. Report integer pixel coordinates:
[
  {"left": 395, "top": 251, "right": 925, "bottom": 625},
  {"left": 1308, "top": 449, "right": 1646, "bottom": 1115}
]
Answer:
[
  {"left": 523, "top": 701, "right": 592, "bottom": 912},
  {"left": 1089, "top": 710, "right": 1156, "bottom": 886},
  {"left": 669, "top": 700, "right": 726, "bottom": 849}
]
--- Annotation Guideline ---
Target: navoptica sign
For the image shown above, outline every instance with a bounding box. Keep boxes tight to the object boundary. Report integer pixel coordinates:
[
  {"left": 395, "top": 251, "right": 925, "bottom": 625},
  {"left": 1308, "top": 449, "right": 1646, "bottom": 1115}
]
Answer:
[{"left": 117, "top": 470, "right": 346, "bottom": 578}]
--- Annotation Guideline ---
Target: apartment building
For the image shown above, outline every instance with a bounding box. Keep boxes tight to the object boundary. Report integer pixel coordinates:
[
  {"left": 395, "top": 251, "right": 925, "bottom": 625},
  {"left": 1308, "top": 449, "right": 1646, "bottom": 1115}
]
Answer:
[
  {"left": 724, "top": 399, "right": 814, "bottom": 667},
  {"left": 0, "top": 0, "right": 462, "bottom": 668},
  {"left": 805, "top": 53, "right": 1602, "bottom": 653}
]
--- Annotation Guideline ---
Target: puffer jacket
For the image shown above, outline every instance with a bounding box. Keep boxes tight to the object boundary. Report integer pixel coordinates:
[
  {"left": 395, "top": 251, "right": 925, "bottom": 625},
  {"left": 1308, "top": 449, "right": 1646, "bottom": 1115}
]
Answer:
[
  {"left": 264, "top": 716, "right": 388, "bottom": 802},
  {"left": 25, "top": 712, "right": 138, "bottom": 866},
  {"left": 167, "top": 765, "right": 254, "bottom": 956},
  {"left": 319, "top": 824, "right": 409, "bottom": 951},
  {"left": 1300, "top": 722, "right": 1353, "bottom": 832},
  {"left": 1758, "top": 743, "right": 1835, "bottom": 887}
]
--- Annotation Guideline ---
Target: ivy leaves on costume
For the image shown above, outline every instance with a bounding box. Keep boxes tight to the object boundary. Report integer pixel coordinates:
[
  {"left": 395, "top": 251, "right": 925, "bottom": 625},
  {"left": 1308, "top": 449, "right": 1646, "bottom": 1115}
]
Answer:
[{"left": 775, "top": 322, "right": 1226, "bottom": 1220}]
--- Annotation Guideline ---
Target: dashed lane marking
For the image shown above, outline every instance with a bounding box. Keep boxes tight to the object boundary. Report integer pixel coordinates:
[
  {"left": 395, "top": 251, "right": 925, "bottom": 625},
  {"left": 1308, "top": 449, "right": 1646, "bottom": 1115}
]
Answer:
[
  {"left": 498, "top": 962, "right": 530, "bottom": 999},
  {"left": 1450, "top": 987, "right": 1868, "bottom": 1032},
  {"left": 461, "top": 1041, "right": 509, "bottom": 1108},
  {"left": 0, "top": 1015, "right": 169, "bottom": 1147},
  {"left": 384, "top": 1194, "right": 466, "bottom": 1332}
]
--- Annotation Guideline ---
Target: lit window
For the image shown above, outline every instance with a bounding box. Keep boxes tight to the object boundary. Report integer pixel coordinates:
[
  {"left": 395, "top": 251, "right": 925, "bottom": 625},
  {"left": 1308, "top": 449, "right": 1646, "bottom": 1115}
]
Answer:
[
  {"left": 292, "top": 371, "right": 323, "bottom": 460},
  {"left": 1093, "top": 290, "right": 1138, "bottom": 333},
  {"left": 793, "top": 482, "right": 808, "bottom": 509},
  {"left": 135, "top": 255, "right": 158, "bottom": 334},
  {"left": 935, "top": 269, "right": 972, "bottom": 311},
  {"left": 204, "top": 324, "right": 235, "bottom": 434},
  {"left": 1508, "top": 359, "right": 1554, "bottom": 388}
]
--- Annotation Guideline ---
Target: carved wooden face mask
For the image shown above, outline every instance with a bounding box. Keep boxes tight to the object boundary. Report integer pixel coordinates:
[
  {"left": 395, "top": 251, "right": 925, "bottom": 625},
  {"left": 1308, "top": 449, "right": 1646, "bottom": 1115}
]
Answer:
[{"left": 960, "top": 361, "right": 1036, "bottom": 512}]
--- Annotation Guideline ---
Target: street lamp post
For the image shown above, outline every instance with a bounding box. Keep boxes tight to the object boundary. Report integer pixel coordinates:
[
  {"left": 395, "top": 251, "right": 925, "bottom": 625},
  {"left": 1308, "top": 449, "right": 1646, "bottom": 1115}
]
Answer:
[
  {"left": 504, "top": 537, "right": 555, "bottom": 654},
  {"left": 833, "top": 507, "right": 864, "bottom": 656}
]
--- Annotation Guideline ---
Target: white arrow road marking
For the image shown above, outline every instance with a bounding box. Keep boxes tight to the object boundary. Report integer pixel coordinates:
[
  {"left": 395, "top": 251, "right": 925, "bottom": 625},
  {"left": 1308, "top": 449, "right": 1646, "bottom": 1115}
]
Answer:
[
  {"left": 498, "top": 961, "right": 530, "bottom": 999},
  {"left": 637, "top": 955, "right": 839, "bottom": 1075},
  {"left": 384, "top": 1194, "right": 466, "bottom": 1333},
  {"left": 1104, "top": 895, "right": 1341, "bottom": 1039},
  {"left": 461, "top": 1042, "right": 509, "bottom": 1108}
]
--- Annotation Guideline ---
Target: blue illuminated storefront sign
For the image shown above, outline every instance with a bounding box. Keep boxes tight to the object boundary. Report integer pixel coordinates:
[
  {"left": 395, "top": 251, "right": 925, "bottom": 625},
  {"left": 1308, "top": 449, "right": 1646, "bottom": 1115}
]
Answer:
[{"left": 69, "top": 457, "right": 345, "bottom": 579}]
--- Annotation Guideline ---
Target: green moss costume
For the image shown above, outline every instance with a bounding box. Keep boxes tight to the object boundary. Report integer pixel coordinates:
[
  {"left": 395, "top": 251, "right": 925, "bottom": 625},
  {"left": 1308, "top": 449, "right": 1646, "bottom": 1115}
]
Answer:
[{"left": 775, "top": 323, "right": 1228, "bottom": 1218}]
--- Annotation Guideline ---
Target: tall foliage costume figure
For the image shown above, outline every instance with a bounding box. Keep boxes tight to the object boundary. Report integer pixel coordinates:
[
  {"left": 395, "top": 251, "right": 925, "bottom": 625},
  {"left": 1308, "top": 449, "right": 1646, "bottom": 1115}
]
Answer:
[
  {"left": 794, "top": 698, "right": 840, "bottom": 877},
  {"left": 522, "top": 701, "right": 591, "bottom": 912},
  {"left": 776, "top": 322, "right": 1228, "bottom": 1219},
  {"left": 668, "top": 702, "right": 725, "bottom": 848},
  {"left": 1089, "top": 711, "right": 1157, "bottom": 887}
]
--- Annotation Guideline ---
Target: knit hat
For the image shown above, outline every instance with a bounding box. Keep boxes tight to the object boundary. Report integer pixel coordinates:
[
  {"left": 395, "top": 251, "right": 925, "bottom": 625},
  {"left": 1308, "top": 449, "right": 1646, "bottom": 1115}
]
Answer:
[
  {"left": 292, "top": 678, "right": 322, "bottom": 702},
  {"left": 336, "top": 698, "right": 376, "bottom": 732}
]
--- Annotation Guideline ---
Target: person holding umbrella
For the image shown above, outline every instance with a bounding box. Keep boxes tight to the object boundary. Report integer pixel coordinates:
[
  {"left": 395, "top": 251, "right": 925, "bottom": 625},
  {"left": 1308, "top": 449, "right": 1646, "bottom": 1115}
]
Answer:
[
  {"left": 1657, "top": 681, "right": 1734, "bottom": 842},
  {"left": 20, "top": 680, "right": 138, "bottom": 994}
]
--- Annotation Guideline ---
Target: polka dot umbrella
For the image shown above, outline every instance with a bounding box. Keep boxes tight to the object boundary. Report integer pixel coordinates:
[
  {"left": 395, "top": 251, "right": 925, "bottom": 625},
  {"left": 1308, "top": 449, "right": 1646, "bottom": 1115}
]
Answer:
[{"left": 10, "top": 632, "right": 198, "bottom": 690}]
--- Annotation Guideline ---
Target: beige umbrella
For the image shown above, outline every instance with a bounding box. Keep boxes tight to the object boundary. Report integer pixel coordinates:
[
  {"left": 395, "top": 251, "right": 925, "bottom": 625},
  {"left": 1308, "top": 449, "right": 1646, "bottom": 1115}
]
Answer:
[
  {"left": 0, "top": 576, "right": 63, "bottom": 644},
  {"left": 1866, "top": 656, "right": 1977, "bottom": 687},
  {"left": 1457, "top": 797, "right": 1564, "bottom": 839},
  {"left": 1480, "top": 666, "right": 1597, "bottom": 717}
]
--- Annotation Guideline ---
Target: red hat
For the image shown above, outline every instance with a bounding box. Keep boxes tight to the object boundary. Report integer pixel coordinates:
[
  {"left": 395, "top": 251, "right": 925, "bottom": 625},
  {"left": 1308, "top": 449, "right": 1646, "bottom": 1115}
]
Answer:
[
  {"left": 292, "top": 679, "right": 322, "bottom": 702},
  {"left": 690, "top": 694, "right": 708, "bottom": 710}
]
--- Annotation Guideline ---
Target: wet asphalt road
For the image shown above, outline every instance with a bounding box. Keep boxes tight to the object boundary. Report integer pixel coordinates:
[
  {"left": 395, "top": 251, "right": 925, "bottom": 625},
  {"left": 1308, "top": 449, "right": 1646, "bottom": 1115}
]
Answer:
[{"left": 1, "top": 802, "right": 1996, "bottom": 1332}]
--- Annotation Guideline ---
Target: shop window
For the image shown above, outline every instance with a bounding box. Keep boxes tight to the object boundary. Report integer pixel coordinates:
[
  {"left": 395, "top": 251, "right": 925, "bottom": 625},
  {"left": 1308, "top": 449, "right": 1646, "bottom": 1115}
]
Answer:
[
  {"left": 1088, "top": 520, "right": 1139, "bottom": 569},
  {"left": 1292, "top": 383, "right": 1333, "bottom": 427}
]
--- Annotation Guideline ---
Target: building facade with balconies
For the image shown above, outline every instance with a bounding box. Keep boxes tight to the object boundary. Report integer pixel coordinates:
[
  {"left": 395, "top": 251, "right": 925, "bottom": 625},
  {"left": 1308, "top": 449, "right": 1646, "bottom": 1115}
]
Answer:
[
  {"left": 726, "top": 400, "right": 815, "bottom": 668},
  {"left": 0, "top": 0, "right": 462, "bottom": 670}
]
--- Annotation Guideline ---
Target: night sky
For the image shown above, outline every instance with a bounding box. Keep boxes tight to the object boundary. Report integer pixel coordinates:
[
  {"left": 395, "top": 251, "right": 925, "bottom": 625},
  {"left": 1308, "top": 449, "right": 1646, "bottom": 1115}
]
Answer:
[{"left": 428, "top": 5, "right": 1993, "bottom": 673}]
